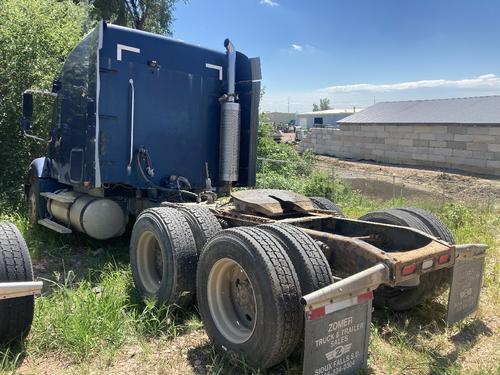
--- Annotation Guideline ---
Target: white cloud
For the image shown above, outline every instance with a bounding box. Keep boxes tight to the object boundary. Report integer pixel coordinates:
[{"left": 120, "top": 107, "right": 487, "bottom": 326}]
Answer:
[
  {"left": 321, "top": 74, "right": 500, "bottom": 93},
  {"left": 260, "top": 0, "right": 279, "bottom": 7},
  {"left": 291, "top": 43, "right": 303, "bottom": 52}
]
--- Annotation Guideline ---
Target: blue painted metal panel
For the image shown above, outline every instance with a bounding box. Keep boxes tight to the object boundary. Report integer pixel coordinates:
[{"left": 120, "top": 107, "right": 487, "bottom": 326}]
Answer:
[
  {"left": 47, "top": 27, "right": 99, "bottom": 186},
  {"left": 98, "top": 24, "right": 227, "bottom": 189},
  {"left": 45, "top": 22, "right": 260, "bottom": 191},
  {"left": 29, "top": 157, "right": 50, "bottom": 178}
]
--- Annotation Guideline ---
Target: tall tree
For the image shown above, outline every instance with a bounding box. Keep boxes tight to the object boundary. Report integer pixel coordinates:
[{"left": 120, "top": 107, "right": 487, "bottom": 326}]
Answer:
[
  {"left": 0, "top": 0, "right": 91, "bottom": 203},
  {"left": 312, "top": 98, "right": 332, "bottom": 111},
  {"left": 84, "top": 0, "right": 183, "bottom": 35}
]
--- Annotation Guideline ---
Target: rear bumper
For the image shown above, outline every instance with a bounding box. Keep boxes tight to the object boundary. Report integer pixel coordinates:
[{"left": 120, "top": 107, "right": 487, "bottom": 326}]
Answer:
[
  {"left": 0, "top": 281, "right": 43, "bottom": 300},
  {"left": 302, "top": 242, "right": 488, "bottom": 323}
]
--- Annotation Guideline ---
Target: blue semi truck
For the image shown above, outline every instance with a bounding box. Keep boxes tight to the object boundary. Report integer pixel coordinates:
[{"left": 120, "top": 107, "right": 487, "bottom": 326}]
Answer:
[{"left": 14, "top": 22, "right": 488, "bottom": 373}]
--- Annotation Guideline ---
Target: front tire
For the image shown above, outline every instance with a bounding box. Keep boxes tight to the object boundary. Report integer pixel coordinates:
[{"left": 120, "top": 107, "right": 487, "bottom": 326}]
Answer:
[
  {"left": 26, "top": 176, "right": 41, "bottom": 225},
  {"left": 0, "top": 222, "right": 35, "bottom": 343},
  {"left": 197, "top": 227, "right": 302, "bottom": 369}
]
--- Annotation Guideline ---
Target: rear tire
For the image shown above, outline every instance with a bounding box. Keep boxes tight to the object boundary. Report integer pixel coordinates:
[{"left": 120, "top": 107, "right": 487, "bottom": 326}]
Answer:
[
  {"left": 177, "top": 205, "right": 221, "bottom": 254},
  {"left": 0, "top": 222, "right": 35, "bottom": 343},
  {"left": 259, "top": 223, "right": 333, "bottom": 295},
  {"left": 309, "top": 196, "right": 344, "bottom": 217},
  {"left": 197, "top": 227, "right": 302, "bottom": 369},
  {"left": 130, "top": 207, "right": 197, "bottom": 306},
  {"left": 398, "top": 207, "right": 455, "bottom": 244},
  {"left": 359, "top": 208, "right": 430, "bottom": 234},
  {"left": 359, "top": 208, "right": 445, "bottom": 311}
]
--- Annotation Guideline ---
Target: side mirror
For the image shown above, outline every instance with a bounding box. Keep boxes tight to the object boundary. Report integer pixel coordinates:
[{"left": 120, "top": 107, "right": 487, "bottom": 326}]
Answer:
[
  {"left": 52, "top": 79, "right": 61, "bottom": 93},
  {"left": 21, "top": 92, "right": 33, "bottom": 131}
]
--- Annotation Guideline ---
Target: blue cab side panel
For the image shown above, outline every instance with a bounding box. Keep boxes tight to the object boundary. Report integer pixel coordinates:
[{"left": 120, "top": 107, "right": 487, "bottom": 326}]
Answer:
[
  {"left": 47, "top": 28, "right": 99, "bottom": 186},
  {"left": 46, "top": 22, "right": 260, "bottom": 191},
  {"left": 98, "top": 24, "right": 227, "bottom": 189}
]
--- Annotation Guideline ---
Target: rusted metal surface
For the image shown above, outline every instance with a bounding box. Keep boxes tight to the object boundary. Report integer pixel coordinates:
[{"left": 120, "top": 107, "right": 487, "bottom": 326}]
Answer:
[
  {"left": 211, "top": 202, "right": 462, "bottom": 287},
  {"left": 391, "top": 241, "right": 454, "bottom": 283},
  {"left": 231, "top": 189, "right": 314, "bottom": 217},
  {"left": 302, "top": 228, "right": 396, "bottom": 279},
  {"left": 212, "top": 206, "right": 274, "bottom": 227}
]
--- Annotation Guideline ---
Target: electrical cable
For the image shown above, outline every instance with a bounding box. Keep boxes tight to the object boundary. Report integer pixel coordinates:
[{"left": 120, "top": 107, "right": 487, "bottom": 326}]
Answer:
[{"left": 136, "top": 150, "right": 199, "bottom": 201}]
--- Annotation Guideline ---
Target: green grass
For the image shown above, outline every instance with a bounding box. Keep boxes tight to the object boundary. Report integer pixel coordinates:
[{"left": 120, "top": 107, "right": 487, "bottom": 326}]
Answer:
[
  {"left": 0, "top": 190, "right": 497, "bottom": 374},
  {"left": 0, "top": 132, "right": 498, "bottom": 373}
]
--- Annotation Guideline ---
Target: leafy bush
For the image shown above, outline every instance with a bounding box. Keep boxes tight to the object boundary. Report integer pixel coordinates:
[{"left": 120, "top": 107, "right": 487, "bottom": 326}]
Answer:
[
  {"left": 0, "top": 0, "right": 91, "bottom": 204},
  {"left": 441, "top": 202, "right": 475, "bottom": 230},
  {"left": 256, "top": 124, "right": 366, "bottom": 211},
  {"left": 257, "top": 123, "right": 314, "bottom": 178}
]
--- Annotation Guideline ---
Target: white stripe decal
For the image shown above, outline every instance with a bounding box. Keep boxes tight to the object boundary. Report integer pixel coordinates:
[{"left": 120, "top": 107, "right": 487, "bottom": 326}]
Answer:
[
  {"left": 205, "top": 63, "right": 223, "bottom": 80},
  {"left": 325, "top": 296, "right": 358, "bottom": 315},
  {"left": 117, "top": 44, "right": 140, "bottom": 61}
]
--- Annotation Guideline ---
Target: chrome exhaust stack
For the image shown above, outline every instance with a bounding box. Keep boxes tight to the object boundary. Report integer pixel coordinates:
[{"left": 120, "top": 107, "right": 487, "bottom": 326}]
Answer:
[{"left": 219, "top": 39, "right": 241, "bottom": 185}]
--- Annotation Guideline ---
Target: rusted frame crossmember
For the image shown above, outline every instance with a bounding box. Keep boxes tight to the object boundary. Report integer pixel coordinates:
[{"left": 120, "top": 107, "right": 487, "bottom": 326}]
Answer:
[
  {"left": 0, "top": 281, "right": 43, "bottom": 300},
  {"left": 301, "top": 228, "right": 454, "bottom": 285},
  {"left": 213, "top": 207, "right": 461, "bottom": 285}
]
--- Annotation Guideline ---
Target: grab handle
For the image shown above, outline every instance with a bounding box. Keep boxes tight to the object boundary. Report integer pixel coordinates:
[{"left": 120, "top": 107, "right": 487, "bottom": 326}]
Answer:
[{"left": 127, "top": 78, "right": 135, "bottom": 174}]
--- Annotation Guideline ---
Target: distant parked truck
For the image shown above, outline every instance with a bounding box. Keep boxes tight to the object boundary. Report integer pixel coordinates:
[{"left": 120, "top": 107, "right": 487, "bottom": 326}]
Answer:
[{"left": 19, "top": 22, "right": 487, "bottom": 373}]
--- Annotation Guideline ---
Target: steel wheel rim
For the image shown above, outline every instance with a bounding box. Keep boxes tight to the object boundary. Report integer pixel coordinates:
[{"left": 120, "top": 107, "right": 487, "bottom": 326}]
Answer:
[
  {"left": 137, "top": 230, "right": 163, "bottom": 294},
  {"left": 207, "top": 258, "right": 257, "bottom": 344}
]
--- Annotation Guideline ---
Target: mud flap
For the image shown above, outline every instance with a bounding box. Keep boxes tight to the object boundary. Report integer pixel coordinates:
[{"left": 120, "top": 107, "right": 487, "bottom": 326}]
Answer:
[
  {"left": 301, "top": 263, "right": 389, "bottom": 375},
  {"left": 446, "top": 244, "right": 487, "bottom": 325},
  {"left": 303, "top": 292, "right": 373, "bottom": 375}
]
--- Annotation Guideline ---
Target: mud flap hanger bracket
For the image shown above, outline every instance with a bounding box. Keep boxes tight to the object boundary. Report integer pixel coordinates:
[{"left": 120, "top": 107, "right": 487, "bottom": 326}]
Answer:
[
  {"left": 0, "top": 281, "right": 43, "bottom": 300},
  {"left": 301, "top": 263, "right": 390, "bottom": 310}
]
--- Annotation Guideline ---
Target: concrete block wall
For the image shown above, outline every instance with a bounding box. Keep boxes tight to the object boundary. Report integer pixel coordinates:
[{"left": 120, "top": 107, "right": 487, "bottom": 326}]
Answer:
[{"left": 298, "top": 124, "right": 500, "bottom": 176}]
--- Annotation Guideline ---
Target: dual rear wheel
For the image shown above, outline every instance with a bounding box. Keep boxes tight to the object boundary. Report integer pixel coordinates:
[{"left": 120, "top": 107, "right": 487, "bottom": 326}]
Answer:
[
  {"left": 130, "top": 206, "right": 332, "bottom": 369},
  {"left": 130, "top": 202, "right": 454, "bottom": 368},
  {"left": 359, "top": 207, "right": 455, "bottom": 311},
  {"left": 129, "top": 205, "right": 222, "bottom": 306}
]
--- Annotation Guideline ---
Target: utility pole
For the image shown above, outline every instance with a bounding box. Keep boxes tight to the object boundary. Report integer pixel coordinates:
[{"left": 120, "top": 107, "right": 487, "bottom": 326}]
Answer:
[{"left": 287, "top": 97, "right": 290, "bottom": 113}]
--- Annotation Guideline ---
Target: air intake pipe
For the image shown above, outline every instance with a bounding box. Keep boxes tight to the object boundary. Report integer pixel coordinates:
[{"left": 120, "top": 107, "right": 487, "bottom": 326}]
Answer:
[{"left": 219, "top": 39, "right": 241, "bottom": 183}]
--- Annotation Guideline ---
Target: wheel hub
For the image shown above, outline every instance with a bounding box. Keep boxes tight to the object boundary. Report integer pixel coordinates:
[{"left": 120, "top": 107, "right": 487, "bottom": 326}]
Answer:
[
  {"left": 231, "top": 272, "right": 255, "bottom": 327},
  {"left": 207, "top": 258, "right": 257, "bottom": 344},
  {"left": 137, "top": 231, "right": 163, "bottom": 294}
]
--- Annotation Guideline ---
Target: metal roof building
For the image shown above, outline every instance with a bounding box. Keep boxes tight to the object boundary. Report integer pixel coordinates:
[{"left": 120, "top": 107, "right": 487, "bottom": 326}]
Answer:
[
  {"left": 297, "top": 109, "right": 359, "bottom": 129},
  {"left": 339, "top": 96, "right": 500, "bottom": 124},
  {"left": 300, "top": 96, "right": 500, "bottom": 177}
]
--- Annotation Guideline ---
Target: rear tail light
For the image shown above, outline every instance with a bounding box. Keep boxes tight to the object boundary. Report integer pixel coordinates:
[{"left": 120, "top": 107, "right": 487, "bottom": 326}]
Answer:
[
  {"left": 438, "top": 254, "right": 450, "bottom": 265},
  {"left": 402, "top": 263, "right": 417, "bottom": 276},
  {"left": 422, "top": 259, "right": 434, "bottom": 270}
]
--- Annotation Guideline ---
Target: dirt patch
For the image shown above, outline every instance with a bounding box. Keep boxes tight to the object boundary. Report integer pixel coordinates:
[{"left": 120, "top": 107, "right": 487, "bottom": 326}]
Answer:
[{"left": 315, "top": 155, "right": 500, "bottom": 203}]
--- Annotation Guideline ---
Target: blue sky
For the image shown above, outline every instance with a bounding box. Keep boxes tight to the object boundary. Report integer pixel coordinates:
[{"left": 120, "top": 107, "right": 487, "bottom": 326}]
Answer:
[{"left": 174, "top": 0, "right": 500, "bottom": 113}]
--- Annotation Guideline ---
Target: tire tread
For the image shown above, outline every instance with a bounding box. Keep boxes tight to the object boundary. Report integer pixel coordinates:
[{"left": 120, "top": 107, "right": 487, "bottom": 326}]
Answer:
[
  {"left": 0, "top": 222, "right": 35, "bottom": 343},
  {"left": 259, "top": 223, "right": 333, "bottom": 294},
  {"left": 177, "top": 205, "right": 221, "bottom": 253}
]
